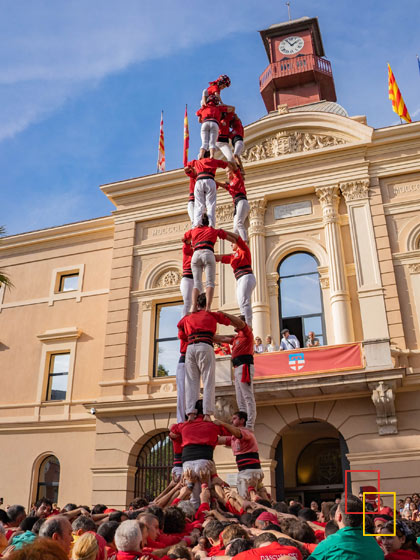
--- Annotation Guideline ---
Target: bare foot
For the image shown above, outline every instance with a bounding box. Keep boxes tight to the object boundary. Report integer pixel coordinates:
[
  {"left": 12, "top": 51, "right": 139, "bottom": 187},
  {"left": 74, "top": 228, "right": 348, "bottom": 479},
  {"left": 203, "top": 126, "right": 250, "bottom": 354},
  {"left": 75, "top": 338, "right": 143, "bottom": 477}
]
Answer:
[
  {"left": 190, "top": 306, "right": 198, "bottom": 313},
  {"left": 203, "top": 414, "right": 211, "bottom": 422},
  {"left": 187, "top": 413, "right": 196, "bottom": 422},
  {"left": 205, "top": 306, "right": 211, "bottom": 312}
]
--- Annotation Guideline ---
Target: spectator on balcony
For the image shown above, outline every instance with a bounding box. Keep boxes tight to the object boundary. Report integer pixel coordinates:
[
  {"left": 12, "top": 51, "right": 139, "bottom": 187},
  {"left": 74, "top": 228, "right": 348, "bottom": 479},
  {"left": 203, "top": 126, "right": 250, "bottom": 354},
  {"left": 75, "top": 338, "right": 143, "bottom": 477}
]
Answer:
[
  {"left": 306, "top": 331, "right": 320, "bottom": 347},
  {"left": 254, "top": 337, "right": 264, "bottom": 354},
  {"left": 280, "top": 329, "right": 300, "bottom": 351},
  {"left": 265, "top": 335, "right": 277, "bottom": 352}
]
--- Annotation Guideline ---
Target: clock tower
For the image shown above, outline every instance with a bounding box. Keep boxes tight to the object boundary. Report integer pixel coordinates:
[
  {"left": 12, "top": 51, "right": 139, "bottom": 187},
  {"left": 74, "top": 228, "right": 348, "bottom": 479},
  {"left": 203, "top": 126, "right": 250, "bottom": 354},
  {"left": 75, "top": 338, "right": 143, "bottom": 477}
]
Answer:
[{"left": 259, "top": 17, "right": 337, "bottom": 112}]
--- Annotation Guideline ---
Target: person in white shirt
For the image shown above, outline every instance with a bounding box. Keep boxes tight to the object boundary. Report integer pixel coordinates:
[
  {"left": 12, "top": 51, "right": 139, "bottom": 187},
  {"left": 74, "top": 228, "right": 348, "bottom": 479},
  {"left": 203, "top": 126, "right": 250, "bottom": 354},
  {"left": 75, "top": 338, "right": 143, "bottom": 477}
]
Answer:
[
  {"left": 265, "top": 335, "right": 276, "bottom": 352},
  {"left": 280, "top": 328, "right": 300, "bottom": 350}
]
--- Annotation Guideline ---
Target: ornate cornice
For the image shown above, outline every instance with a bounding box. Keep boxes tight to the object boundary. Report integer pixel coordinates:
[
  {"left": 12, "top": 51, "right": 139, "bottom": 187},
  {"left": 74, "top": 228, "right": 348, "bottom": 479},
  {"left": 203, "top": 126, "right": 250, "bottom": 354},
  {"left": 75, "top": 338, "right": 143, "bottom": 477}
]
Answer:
[
  {"left": 216, "top": 203, "right": 234, "bottom": 225},
  {"left": 340, "top": 180, "right": 370, "bottom": 201},
  {"left": 242, "top": 131, "right": 346, "bottom": 163}
]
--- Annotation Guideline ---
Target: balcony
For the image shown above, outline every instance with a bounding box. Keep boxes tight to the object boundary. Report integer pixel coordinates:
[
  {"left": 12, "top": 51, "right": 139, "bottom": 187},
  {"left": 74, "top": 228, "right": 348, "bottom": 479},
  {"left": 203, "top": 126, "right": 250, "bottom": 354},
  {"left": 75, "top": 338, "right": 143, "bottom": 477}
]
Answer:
[
  {"left": 259, "top": 54, "right": 333, "bottom": 90},
  {"left": 215, "top": 340, "right": 404, "bottom": 405}
]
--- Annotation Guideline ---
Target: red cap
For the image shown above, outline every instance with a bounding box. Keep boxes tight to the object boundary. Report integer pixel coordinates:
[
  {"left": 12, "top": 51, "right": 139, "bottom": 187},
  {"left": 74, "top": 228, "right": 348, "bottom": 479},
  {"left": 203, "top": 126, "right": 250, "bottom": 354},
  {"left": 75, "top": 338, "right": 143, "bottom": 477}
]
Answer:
[
  {"left": 104, "top": 508, "right": 117, "bottom": 513},
  {"left": 256, "top": 512, "right": 279, "bottom": 526}
]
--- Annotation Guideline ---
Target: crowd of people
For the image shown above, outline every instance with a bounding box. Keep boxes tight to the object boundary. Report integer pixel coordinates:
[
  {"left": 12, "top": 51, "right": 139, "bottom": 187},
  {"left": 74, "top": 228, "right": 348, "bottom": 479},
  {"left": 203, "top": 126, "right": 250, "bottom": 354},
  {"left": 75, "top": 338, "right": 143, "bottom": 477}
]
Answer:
[
  {"left": 4, "top": 75, "right": 419, "bottom": 560},
  {"left": 2, "top": 488, "right": 420, "bottom": 559}
]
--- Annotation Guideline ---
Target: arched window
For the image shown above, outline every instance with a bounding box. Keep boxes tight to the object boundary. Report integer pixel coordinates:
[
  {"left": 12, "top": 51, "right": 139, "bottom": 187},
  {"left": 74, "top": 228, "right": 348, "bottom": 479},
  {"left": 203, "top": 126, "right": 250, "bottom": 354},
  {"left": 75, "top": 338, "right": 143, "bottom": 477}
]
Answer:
[
  {"left": 278, "top": 252, "right": 326, "bottom": 347},
  {"left": 135, "top": 432, "right": 173, "bottom": 501},
  {"left": 296, "top": 438, "right": 342, "bottom": 486},
  {"left": 36, "top": 455, "right": 60, "bottom": 503}
]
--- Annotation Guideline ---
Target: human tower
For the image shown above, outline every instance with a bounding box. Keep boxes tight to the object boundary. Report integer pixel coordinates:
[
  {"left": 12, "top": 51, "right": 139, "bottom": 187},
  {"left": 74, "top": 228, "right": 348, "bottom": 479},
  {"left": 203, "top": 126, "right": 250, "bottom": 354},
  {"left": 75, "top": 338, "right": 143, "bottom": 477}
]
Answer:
[{"left": 170, "top": 76, "right": 265, "bottom": 508}]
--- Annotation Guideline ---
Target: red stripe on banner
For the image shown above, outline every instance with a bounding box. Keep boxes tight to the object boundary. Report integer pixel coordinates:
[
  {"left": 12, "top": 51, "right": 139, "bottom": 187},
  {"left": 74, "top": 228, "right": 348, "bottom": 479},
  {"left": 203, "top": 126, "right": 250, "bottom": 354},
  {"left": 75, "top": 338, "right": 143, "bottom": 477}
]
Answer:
[{"left": 254, "top": 343, "right": 364, "bottom": 380}]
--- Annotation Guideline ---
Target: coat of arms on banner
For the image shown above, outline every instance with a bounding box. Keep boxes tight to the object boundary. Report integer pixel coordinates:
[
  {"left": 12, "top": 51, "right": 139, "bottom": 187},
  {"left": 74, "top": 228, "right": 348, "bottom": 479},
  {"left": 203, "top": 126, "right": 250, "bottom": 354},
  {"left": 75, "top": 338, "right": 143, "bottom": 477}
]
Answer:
[{"left": 289, "top": 352, "right": 305, "bottom": 371}]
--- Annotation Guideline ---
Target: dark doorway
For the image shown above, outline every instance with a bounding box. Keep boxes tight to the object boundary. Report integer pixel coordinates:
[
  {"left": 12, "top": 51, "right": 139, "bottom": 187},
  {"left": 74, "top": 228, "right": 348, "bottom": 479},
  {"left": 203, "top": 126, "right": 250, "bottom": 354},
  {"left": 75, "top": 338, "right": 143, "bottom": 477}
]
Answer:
[{"left": 281, "top": 317, "right": 304, "bottom": 347}]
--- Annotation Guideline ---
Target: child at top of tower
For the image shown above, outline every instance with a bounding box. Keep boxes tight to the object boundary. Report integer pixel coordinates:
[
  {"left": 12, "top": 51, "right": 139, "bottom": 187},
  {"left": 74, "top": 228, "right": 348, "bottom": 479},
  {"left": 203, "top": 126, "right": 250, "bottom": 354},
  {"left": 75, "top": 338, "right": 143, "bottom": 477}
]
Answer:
[
  {"left": 201, "top": 75, "right": 231, "bottom": 106},
  {"left": 196, "top": 95, "right": 234, "bottom": 159}
]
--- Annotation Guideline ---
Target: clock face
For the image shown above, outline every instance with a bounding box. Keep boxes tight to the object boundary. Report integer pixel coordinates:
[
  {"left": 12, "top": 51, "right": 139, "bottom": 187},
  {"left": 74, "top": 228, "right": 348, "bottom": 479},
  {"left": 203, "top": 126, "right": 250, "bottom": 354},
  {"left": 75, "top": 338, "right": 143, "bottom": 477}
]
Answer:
[{"left": 279, "top": 35, "right": 304, "bottom": 55}]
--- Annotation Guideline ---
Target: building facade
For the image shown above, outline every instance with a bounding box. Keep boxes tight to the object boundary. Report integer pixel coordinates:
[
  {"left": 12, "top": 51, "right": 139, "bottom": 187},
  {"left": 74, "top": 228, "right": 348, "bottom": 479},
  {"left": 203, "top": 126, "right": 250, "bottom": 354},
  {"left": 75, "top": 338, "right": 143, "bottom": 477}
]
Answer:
[{"left": 1, "top": 17, "right": 420, "bottom": 511}]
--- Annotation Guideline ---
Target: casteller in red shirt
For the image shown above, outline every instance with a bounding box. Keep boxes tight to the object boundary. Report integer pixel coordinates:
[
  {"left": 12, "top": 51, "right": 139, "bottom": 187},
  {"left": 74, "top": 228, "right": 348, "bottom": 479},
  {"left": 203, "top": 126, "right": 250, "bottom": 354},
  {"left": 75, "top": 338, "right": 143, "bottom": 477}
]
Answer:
[
  {"left": 232, "top": 541, "right": 302, "bottom": 560},
  {"left": 183, "top": 225, "right": 227, "bottom": 253},
  {"left": 186, "top": 158, "right": 229, "bottom": 179},
  {"left": 222, "top": 169, "right": 247, "bottom": 199},
  {"left": 231, "top": 323, "right": 254, "bottom": 361}
]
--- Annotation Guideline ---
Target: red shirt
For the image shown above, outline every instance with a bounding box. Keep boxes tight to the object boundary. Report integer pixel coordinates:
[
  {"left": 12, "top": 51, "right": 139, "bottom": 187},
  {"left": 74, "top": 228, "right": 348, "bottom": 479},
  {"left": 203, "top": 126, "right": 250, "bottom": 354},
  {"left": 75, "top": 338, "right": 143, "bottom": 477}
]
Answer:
[
  {"left": 385, "top": 552, "right": 420, "bottom": 559},
  {"left": 170, "top": 428, "right": 183, "bottom": 455},
  {"left": 178, "top": 309, "right": 230, "bottom": 339},
  {"left": 223, "top": 169, "right": 247, "bottom": 198},
  {"left": 233, "top": 542, "right": 302, "bottom": 560},
  {"left": 208, "top": 543, "right": 224, "bottom": 557},
  {"left": 196, "top": 104, "right": 227, "bottom": 124},
  {"left": 230, "top": 115, "right": 244, "bottom": 137},
  {"left": 226, "top": 428, "right": 259, "bottom": 456},
  {"left": 231, "top": 324, "right": 254, "bottom": 359},
  {"left": 171, "top": 416, "right": 228, "bottom": 448},
  {"left": 207, "top": 82, "right": 220, "bottom": 96},
  {"left": 378, "top": 506, "right": 394, "bottom": 517},
  {"left": 187, "top": 158, "right": 228, "bottom": 177},
  {"left": 182, "top": 242, "right": 193, "bottom": 276},
  {"left": 218, "top": 114, "right": 232, "bottom": 138},
  {"left": 221, "top": 236, "right": 252, "bottom": 272},
  {"left": 183, "top": 225, "right": 227, "bottom": 252}
]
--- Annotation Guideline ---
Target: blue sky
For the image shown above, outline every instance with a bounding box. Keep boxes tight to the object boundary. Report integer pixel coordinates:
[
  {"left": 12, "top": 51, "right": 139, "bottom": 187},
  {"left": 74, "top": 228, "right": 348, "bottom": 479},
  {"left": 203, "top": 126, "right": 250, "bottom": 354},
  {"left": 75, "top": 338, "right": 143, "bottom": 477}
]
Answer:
[{"left": 1, "top": 0, "right": 419, "bottom": 236}]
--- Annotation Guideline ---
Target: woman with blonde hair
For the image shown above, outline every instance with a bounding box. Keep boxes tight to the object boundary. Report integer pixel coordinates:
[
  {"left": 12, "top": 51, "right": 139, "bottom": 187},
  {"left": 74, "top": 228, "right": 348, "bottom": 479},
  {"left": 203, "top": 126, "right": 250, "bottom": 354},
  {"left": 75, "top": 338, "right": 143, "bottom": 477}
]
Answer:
[{"left": 72, "top": 532, "right": 106, "bottom": 560}]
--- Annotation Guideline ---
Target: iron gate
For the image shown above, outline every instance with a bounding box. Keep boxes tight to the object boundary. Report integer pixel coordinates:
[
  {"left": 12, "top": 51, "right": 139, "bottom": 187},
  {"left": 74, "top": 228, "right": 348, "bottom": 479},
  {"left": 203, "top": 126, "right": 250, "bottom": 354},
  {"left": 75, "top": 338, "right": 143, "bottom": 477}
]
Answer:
[{"left": 134, "top": 431, "right": 173, "bottom": 501}]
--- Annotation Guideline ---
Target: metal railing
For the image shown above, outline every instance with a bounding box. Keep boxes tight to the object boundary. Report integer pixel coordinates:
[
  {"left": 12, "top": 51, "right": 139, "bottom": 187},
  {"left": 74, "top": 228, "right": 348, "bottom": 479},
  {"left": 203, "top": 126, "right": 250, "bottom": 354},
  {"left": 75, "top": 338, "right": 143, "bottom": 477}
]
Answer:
[
  {"left": 135, "top": 431, "right": 173, "bottom": 501},
  {"left": 260, "top": 54, "right": 333, "bottom": 89}
]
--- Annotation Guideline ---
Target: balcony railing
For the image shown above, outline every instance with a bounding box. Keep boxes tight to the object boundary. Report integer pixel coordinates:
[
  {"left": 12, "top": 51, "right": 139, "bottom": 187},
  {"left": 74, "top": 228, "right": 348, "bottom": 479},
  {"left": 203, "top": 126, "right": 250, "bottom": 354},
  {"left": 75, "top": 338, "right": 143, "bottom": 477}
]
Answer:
[{"left": 259, "top": 54, "right": 333, "bottom": 89}]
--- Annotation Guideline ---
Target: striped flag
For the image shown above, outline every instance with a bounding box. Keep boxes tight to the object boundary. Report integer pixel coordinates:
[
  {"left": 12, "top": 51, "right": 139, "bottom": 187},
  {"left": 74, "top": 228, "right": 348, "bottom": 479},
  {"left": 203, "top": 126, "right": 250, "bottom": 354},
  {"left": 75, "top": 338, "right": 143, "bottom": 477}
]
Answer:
[
  {"left": 157, "top": 110, "right": 165, "bottom": 172},
  {"left": 183, "top": 105, "right": 189, "bottom": 166},
  {"left": 388, "top": 63, "right": 411, "bottom": 123}
]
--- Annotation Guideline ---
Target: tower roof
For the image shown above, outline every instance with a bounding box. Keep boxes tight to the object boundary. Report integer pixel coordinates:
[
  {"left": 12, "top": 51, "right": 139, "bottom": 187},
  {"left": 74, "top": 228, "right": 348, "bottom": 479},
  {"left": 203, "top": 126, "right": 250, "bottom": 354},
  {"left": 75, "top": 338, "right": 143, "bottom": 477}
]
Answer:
[{"left": 259, "top": 16, "right": 325, "bottom": 60}]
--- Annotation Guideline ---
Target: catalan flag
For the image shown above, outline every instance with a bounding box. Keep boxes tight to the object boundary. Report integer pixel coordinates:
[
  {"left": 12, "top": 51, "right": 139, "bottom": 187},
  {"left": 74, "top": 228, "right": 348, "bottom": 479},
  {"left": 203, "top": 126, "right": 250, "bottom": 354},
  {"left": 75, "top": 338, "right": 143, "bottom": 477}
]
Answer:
[
  {"left": 388, "top": 63, "right": 411, "bottom": 123},
  {"left": 183, "top": 104, "right": 189, "bottom": 166},
  {"left": 157, "top": 110, "right": 165, "bottom": 172}
]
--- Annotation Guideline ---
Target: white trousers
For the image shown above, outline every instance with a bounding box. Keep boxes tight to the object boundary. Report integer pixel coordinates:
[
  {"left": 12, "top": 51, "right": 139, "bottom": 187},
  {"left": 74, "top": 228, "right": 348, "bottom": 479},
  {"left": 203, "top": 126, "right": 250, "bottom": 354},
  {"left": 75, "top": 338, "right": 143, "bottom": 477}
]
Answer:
[
  {"left": 236, "top": 273, "right": 256, "bottom": 326},
  {"left": 216, "top": 141, "right": 234, "bottom": 162},
  {"left": 234, "top": 199, "right": 250, "bottom": 242},
  {"left": 236, "top": 468, "right": 264, "bottom": 499},
  {"left": 183, "top": 459, "right": 214, "bottom": 509},
  {"left": 176, "top": 360, "right": 186, "bottom": 423},
  {"left": 185, "top": 343, "right": 215, "bottom": 415},
  {"left": 193, "top": 178, "right": 216, "bottom": 228},
  {"left": 188, "top": 200, "right": 194, "bottom": 224},
  {"left": 191, "top": 249, "right": 216, "bottom": 290},
  {"left": 233, "top": 364, "right": 256, "bottom": 430},
  {"left": 200, "top": 121, "right": 219, "bottom": 150},
  {"left": 180, "top": 276, "right": 194, "bottom": 316},
  {"left": 233, "top": 139, "right": 244, "bottom": 157}
]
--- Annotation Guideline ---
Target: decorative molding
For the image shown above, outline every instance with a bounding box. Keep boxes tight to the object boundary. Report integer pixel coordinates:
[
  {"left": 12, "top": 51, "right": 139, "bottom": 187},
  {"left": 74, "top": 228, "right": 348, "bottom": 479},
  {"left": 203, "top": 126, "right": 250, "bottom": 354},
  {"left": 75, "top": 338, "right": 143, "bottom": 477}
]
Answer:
[
  {"left": 155, "top": 269, "right": 182, "bottom": 288},
  {"left": 242, "top": 131, "right": 346, "bottom": 163},
  {"left": 340, "top": 180, "right": 370, "bottom": 201},
  {"left": 370, "top": 381, "right": 398, "bottom": 436},
  {"left": 142, "top": 301, "right": 152, "bottom": 311},
  {"left": 249, "top": 199, "right": 267, "bottom": 221},
  {"left": 266, "top": 272, "right": 279, "bottom": 297},
  {"left": 37, "top": 327, "right": 82, "bottom": 342},
  {"left": 315, "top": 186, "right": 340, "bottom": 224},
  {"left": 408, "top": 263, "right": 420, "bottom": 274},
  {"left": 216, "top": 203, "right": 234, "bottom": 225},
  {"left": 320, "top": 277, "right": 330, "bottom": 289},
  {"left": 277, "top": 104, "right": 289, "bottom": 114}
]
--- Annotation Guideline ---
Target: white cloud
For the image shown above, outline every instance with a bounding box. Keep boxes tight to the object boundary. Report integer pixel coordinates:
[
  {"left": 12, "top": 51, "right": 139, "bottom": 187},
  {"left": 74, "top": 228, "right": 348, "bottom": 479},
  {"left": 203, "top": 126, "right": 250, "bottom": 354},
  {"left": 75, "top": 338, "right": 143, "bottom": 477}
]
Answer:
[{"left": 0, "top": 0, "right": 266, "bottom": 140}]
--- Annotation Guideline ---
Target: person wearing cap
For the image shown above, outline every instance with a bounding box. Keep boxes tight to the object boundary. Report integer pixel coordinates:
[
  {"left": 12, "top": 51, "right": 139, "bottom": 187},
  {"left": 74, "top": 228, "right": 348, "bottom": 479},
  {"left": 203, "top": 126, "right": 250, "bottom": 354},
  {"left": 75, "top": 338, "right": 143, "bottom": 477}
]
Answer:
[
  {"left": 215, "top": 411, "right": 263, "bottom": 498},
  {"left": 255, "top": 512, "right": 280, "bottom": 529},
  {"left": 280, "top": 328, "right": 300, "bottom": 350}
]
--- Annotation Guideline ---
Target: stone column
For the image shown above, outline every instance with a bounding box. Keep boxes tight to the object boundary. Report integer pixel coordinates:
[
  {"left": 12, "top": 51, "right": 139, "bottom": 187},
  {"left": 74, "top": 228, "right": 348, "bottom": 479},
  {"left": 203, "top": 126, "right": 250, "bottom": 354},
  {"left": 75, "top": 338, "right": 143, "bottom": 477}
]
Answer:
[
  {"left": 249, "top": 199, "right": 270, "bottom": 340},
  {"left": 267, "top": 271, "right": 280, "bottom": 345},
  {"left": 315, "top": 186, "right": 353, "bottom": 344},
  {"left": 340, "top": 180, "right": 389, "bottom": 343},
  {"left": 409, "top": 263, "right": 420, "bottom": 336}
]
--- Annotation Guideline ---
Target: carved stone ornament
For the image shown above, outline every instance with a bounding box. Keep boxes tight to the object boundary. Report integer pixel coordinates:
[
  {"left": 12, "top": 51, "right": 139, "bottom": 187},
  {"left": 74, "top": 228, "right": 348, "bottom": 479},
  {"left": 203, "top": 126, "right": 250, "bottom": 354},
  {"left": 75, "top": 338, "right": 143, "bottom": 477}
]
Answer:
[
  {"left": 249, "top": 199, "right": 267, "bottom": 220},
  {"left": 371, "top": 381, "right": 398, "bottom": 436},
  {"left": 315, "top": 186, "right": 340, "bottom": 224},
  {"left": 408, "top": 263, "right": 420, "bottom": 274},
  {"left": 216, "top": 203, "right": 234, "bottom": 225},
  {"left": 155, "top": 269, "right": 182, "bottom": 288},
  {"left": 242, "top": 131, "right": 346, "bottom": 163},
  {"left": 320, "top": 277, "right": 330, "bottom": 289},
  {"left": 142, "top": 300, "right": 152, "bottom": 311},
  {"left": 214, "top": 397, "right": 236, "bottom": 423},
  {"left": 277, "top": 104, "right": 289, "bottom": 114},
  {"left": 340, "top": 180, "right": 370, "bottom": 201}
]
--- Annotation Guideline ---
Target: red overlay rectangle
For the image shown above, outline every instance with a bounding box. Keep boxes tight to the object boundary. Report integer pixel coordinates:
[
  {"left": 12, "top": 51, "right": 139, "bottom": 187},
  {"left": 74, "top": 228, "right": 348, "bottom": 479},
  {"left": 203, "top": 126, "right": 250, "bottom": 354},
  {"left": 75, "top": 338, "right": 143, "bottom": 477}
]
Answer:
[{"left": 254, "top": 343, "right": 364, "bottom": 380}]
